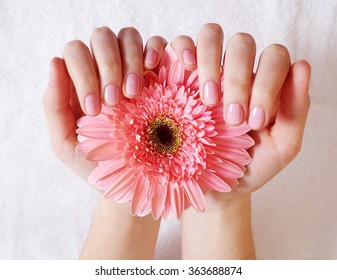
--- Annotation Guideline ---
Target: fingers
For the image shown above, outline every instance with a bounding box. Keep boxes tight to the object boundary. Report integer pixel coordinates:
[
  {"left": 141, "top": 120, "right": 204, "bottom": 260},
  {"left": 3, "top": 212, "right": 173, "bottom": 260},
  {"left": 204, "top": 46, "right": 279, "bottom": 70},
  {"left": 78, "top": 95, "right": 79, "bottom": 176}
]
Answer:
[
  {"left": 196, "top": 23, "right": 224, "bottom": 107},
  {"left": 90, "top": 27, "right": 122, "bottom": 107},
  {"left": 248, "top": 44, "right": 291, "bottom": 130},
  {"left": 144, "top": 36, "right": 167, "bottom": 70},
  {"left": 272, "top": 61, "right": 311, "bottom": 160},
  {"left": 63, "top": 40, "right": 101, "bottom": 116},
  {"left": 43, "top": 57, "right": 77, "bottom": 158},
  {"left": 171, "top": 35, "right": 197, "bottom": 71},
  {"left": 223, "top": 33, "right": 256, "bottom": 125},
  {"left": 118, "top": 27, "right": 144, "bottom": 99}
]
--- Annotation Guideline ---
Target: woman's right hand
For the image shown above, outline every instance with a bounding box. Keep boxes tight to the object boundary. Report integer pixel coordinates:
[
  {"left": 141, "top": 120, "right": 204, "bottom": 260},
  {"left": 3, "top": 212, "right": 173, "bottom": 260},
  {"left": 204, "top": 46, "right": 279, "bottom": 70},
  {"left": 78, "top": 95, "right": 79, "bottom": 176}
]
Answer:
[{"left": 43, "top": 27, "right": 167, "bottom": 180}]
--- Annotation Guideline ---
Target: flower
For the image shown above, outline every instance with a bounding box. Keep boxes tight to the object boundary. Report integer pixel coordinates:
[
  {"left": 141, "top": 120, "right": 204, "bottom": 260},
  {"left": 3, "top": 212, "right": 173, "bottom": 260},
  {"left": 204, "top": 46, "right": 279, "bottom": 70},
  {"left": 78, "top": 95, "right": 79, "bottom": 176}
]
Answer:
[{"left": 76, "top": 45, "right": 254, "bottom": 219}]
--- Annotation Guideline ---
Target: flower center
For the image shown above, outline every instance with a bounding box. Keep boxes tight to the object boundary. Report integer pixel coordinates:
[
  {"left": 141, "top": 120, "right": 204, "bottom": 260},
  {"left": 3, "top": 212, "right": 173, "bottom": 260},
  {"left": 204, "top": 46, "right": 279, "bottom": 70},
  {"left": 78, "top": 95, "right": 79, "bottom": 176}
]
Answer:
[{"left": 149, "top": 117, "right": 181, "bottom": 154}]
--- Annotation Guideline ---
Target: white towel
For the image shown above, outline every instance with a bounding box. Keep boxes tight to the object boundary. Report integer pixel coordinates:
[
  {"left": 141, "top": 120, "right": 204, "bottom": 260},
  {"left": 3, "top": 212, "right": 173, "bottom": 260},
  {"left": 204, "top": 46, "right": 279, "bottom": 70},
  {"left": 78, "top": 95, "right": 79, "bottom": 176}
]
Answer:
[{"left": 1, "top": 0, "right": 337, "bottom": 259}]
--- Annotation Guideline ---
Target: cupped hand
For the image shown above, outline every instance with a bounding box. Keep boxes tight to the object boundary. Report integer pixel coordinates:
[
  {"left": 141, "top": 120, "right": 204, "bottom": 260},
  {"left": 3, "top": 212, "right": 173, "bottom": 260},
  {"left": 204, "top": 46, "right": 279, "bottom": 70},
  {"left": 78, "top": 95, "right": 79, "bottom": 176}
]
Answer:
[
  {"left": 170, "top": 23, "right": 310, "bottom": 196},
  {"left": 44, "top": 27, "right": 167, "bottom": 180}
]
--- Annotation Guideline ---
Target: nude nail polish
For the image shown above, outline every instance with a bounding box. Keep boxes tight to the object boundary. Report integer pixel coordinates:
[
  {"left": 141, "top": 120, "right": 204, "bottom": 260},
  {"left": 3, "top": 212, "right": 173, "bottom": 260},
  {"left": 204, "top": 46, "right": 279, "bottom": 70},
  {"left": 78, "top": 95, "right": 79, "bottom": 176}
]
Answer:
[
  {"left": 144, "top": 49, "right": 158, "bottom": 65},
  {"left": 104, "top": 84, "right": 120, "bottom": 106},
  {"left": 203, "top": 81, "right": 219, "bottom": 106},
  {"left": 248, "top": 107, "right": 265, "bottom": 130},
  {"left": 85, "top": 95, "right": 100, "bottom": 116},
  {"left": 183, "top": 49, "right": 196, "bottom": 65},
  {"left": 125, "top": 73, "right": 140, "bottom": 97},
  {"left": 227, "top": 103, "right": 244, "bottom": 126}
]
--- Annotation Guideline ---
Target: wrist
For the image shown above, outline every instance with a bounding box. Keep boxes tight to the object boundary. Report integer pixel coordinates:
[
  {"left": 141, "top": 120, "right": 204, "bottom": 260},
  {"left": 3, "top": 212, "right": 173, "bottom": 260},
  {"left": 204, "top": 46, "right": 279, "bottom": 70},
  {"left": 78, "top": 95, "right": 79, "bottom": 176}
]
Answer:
[{"left": 203, "top": 190, "right": 251, "bottom": 214}]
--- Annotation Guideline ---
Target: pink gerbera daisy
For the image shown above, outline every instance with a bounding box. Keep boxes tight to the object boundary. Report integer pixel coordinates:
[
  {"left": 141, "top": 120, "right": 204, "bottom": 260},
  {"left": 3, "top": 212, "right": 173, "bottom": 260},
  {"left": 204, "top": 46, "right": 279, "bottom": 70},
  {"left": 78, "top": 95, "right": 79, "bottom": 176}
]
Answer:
[{"left": 76, "top": 45, "right": 254, "bottom": 219}]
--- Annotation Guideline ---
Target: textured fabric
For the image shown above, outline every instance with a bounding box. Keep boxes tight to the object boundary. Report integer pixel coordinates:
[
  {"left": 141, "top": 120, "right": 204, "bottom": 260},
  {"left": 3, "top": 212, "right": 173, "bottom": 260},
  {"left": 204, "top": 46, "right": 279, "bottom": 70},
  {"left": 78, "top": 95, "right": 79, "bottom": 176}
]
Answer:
[{"left": 0, "top": 0, "right": 336, "bottom": 259}]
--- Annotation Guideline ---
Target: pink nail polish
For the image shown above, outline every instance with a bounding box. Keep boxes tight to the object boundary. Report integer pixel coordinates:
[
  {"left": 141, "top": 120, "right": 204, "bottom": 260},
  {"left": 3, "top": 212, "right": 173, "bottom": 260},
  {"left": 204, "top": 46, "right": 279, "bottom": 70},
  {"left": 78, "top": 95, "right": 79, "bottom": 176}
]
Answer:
[
  {"left": 104, "top": 84, "right": 120, "bottom": 106},
  {"left": 144, "top": 49, "right": 158, "bottom": 65},
  {"left": 85, "top": 95, "right": 100, "bottom": 116},
  {"left": 125, "top": 73, "right": 140, "bottom": 97},
  {"left": 248, "top": 107, "right": 265, "bottom": 130},
  {"left": 227, "top": 103, "right": 244, "bottom": 126},
  {"left": 203, "top": 81, "right": 219, "bottom": 106},
  {"left": 183, "top": 49, "right": 196, "bottom": 65}
]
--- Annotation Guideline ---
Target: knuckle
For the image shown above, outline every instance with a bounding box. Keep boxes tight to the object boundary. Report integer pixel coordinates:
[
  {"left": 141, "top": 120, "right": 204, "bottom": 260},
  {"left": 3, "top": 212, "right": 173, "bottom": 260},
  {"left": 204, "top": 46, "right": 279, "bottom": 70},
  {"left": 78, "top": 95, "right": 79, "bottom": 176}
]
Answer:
[
  {"left": 91, "top": 26, "right": 115, "bottom": 39},
  {"left": 63, "top": 40, "right": 86, "bottom": 55},
  {"left": 118, "top": 27, "right": 140, "bottom": 38},
  {"left": 126, "top": 55, "right": 143, "bottom": 67},
  {"left": 51, "top": 142, "right": 65, "bottom": 161},
  {"left": 197, "top": 59, "right": 218, "bottom": 70},
  {"left": 225, "top": 77, "right": 249, "bottom": 91},
  {"left": 172, "top": 35, "right": 194, "bottom": 45},
  {"left": 76, "top": 74, "right": 98, "bottom": 88},
  {"left": 200, "top": 23, "right": 223, "bottom": 37},
  {"left": 264, "top": 44, "right": 290, "bottom": 59},
  {"left": 229, "top": 32, "right": 255, "bottom": 48},
  {"left": 99, "top": 61, "right": 121, "bottom": 77},
  {"left": 147, "top": 35, "right": 167, "bottom": 46},
  {"left": 281, "top": 139, "right": 302, "bottom": 162}
]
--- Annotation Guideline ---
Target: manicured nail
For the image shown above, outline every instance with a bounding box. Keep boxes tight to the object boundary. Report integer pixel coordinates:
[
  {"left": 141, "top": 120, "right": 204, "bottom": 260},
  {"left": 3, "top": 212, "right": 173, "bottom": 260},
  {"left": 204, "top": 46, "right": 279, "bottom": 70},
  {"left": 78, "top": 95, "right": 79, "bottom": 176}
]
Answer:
[
  {"left": 182, "top": 49, "right": 196, "bottom": 65},
  {"left": 144, "top": 49, "right": 158, "bottom": 65},
  {"left": 104, "top": 84, "right": 120, "bottom": 106},
  {"left": 203, "top": 81, "right": 219, "bottom": 106},
  {"left": 125, "top": 73, "right": 140, "bottom": 97},
  {"left": 227, "top": 103, "right": 244, "bottom": 126},
  {"left": 85, "top": 95, "right": 100, "bottom": 116},
  {"left": 248, "top": 107, "right": 265, "bottom": 130}
]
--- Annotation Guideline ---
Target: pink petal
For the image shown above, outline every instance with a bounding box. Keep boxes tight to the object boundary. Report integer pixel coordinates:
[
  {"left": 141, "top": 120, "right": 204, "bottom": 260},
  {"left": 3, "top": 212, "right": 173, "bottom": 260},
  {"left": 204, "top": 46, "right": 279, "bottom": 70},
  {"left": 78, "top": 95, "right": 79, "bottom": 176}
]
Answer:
[
  {"left": 114, "top": 182, "right": 135, "bottom": 203},
  {"left": 213, "top": 123, "right": 251, "bottom": 138},
  {"left": 85, "top": 142, "right": 120, "bottom": 161},
  {"left": 208, "top": 160, "right": 244, "bottom": 178},
  {"left": 161, "top": 186, "right": 171, "bottom": 220},
  {"left": 168, "top": 61, "right": 185, "bottom": 85},
  {"left": 76, "top": 125, "right": 113, "bottom": 139},
  {"left": 182, "top": 179, "right": 206, "bottom": 212},
  {"left": 213, "top": 147, "right": 252, "bottom": 166},
  {"left": 185, "top": 69, "right": 198, "bottom": 91},
  {"left": 151, "top": 183, "right": 168, "bottom": 220},
  {"left": 77, "top": 114, "right": 110, "bottom": 127},
  {"left": 102, "top": 167, "right": 136, "bottom": 197},
  {"left": 131, "top": 177, "right": 150, "bottom": 216},
  {"left": 146, "top": 179, "right": 157, "bottom": 200},
  {"left": 88, "top": 158, "right": 124, "bottom": 185},
  {"left": 213, "top": 134, "right": 255, "bottom": 149},
  {"left": 158, "top": 67, "right": 167, "bottom": 85},
  {"left": 198, "top": 169, "right": 232, "bottom": 192},
  {"left": 169, "top": 183, "right": 184, "bottom": 219},
  {"left": 158, "top": 44, "right": 178, "bottom": 70},
  {"left": 76, "top": 139, "right": 108, "bottom": 154}
]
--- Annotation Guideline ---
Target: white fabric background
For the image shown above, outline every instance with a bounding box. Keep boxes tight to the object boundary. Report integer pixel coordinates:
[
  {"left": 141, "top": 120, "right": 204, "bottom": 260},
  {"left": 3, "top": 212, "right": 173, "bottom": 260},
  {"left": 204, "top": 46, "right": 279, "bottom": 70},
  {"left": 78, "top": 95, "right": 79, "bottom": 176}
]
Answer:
[{"left": 0, "top": 0, "right": 337, "bottom": 259}]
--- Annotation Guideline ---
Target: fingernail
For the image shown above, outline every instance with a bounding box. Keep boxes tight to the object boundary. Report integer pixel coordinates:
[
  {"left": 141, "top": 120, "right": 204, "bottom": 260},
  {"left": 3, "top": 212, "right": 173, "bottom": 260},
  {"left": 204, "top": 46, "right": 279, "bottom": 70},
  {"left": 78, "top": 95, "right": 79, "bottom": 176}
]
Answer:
[
  {"left": 182, "top": 49, "right": 196, "bottom": 65},
  {"left": 125, "top": 73, "right": 140, "bottom": 97},
  {"left": 248, "top": 107, "right": 265, "bottom": 130},
  {"left": 144, "top": 49, "right": 158, "bottom": 65},
  {"left": 203, "top": 81, "right": 219, "bottom": 106},
  {"left": 227, "top": 103, "right": 244, "bottom": 126},
  {"left": 104, "top": 84, "right": 120, "bottom": 106},
  {"left": 85, "top": 95, "right": 100, "bottom": 116}
]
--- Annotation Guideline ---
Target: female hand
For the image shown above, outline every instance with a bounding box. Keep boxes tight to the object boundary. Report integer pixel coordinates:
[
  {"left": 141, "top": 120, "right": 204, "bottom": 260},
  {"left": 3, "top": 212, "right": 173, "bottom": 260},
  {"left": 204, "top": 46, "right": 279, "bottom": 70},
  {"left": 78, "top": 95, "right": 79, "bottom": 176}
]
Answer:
[
  {"left": 170, "top": 23, "right": 311, "bottom": 195},
  {"left": 44, "top": 26, "right": 167, "bottom": 181},
  {"left": 170, "top": 23, "right": 310, "bottom": 259},
  {"left": 43, "top": 27, "right": 167, "bottom": 259}
]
